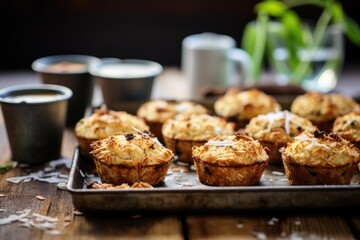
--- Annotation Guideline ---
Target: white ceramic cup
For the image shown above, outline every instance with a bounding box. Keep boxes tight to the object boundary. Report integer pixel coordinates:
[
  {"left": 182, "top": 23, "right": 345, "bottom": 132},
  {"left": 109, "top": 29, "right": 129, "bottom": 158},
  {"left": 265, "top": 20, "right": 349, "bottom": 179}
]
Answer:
[{"left": 181, "top": 32, "right": 252, "bottom": 99}]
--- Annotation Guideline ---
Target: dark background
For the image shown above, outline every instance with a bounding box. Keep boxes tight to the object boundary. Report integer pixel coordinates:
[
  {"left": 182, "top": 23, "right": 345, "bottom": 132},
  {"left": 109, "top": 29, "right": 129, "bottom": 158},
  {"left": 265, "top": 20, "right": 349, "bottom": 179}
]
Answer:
[{"left": 1, "top": 0, "right": 360, "bottom": 71}]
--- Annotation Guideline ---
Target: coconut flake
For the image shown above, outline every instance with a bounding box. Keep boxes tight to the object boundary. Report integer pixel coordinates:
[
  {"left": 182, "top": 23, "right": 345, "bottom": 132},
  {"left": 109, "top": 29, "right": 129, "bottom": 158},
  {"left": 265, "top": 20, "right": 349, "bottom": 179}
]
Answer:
[
  {"left": 36, "top": 195, "right": 45, "bottom": 201},
  {"left": 32, "top": 213, "right": 58, "bottom": 223},
  {"left": 1, "top": 209, "right": 62, "bottom": 234},
  {"left": 295, "top": 133, "right": 330, "bottom": 150},
  {"left": 152, "top": 137, "right": 163, "bottom": 146},
  {"left": 284, "top": 110, "right": 291, "bottom": 134},
  {"left": 57, "top": 182, "right": 67, "bottom": 190},
  {"left": 207, "top": 140, "right": 236, "bottom": 147},
  {"left": 48, "top": 158, "right": 71, "bottom": 169},
  {"left": 0, "top": 209, "right": 31, "bottom": 225},
  {"left": 258, "top": 110, "right": 292, "bottom": 134},
  {"left": 6, "top": 170, "right": 68, "bottom": 184}
]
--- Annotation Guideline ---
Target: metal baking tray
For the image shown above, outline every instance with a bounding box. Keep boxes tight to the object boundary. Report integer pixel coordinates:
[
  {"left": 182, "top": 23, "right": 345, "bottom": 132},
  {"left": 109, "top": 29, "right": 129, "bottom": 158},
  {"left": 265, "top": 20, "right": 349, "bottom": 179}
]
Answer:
[{"left": 67, "top": 147, "right": 360, "bottom": 212}]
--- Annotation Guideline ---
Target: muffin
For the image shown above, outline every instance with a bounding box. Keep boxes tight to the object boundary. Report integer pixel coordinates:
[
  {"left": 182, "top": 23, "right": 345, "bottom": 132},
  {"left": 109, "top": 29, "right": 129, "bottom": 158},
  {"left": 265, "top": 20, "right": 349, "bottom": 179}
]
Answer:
[
  {"left": 291, "top": 92, "right": 360, "bottom": 132},
  {"left": 90, "top": 130, "right": 174, "bottom": 186},
  {"left": 214, "top": 88, "right": 281, "bottom": 129},
  {"left": 192, "top": 133, "right": 269, "bottom": 186},
  {"left": 162, "top": 114, "right": 235, "bottom": 163},
  {"left": 75, "top": 108, "right": 150, "bottom": 159},
  {"left": 245, "top": 110, "right": 318, "bottom": 165},
  {"left": 332, "top": 111, "right": 360, "bottom": 149},
  {"left": 137, "top": 99, "right": 209, "bottom": 143},
  {"left": 280, "top": 130, "right": 360, "bottom": 185}
]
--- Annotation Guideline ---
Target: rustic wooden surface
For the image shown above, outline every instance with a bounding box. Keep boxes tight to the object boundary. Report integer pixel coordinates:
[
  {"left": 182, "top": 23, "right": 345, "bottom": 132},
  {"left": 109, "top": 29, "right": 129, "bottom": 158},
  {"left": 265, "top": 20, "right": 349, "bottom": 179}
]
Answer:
[{"left": 1, "top": 69, "right": 360, "bottom": 239}]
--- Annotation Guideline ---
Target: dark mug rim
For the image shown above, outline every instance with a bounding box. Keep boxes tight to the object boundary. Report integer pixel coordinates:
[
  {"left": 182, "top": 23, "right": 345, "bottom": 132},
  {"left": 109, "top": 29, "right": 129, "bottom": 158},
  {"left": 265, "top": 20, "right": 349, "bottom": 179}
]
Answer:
[
  {"left": 31, "top": 54, "right": 101, "bottom": 75},
  {"left": 89, "top": 58, "right": 163, "bottom": 79},
  {"left": 0, "top": 84, "right": 73, "bottom": 105}
]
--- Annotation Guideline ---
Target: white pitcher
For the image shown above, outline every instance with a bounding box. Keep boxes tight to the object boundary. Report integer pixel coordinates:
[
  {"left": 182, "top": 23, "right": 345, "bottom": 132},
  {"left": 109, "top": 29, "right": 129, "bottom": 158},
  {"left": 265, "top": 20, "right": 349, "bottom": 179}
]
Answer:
[{"left": 181, "top": 32, "right": 252, "bottom": 99}]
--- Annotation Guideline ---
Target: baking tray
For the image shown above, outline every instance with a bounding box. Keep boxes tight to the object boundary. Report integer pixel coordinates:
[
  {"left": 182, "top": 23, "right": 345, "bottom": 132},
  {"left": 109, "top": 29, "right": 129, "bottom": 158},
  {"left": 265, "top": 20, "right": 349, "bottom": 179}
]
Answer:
[{"left": 67, "top": 147, "right": 360, "bottom": 213}]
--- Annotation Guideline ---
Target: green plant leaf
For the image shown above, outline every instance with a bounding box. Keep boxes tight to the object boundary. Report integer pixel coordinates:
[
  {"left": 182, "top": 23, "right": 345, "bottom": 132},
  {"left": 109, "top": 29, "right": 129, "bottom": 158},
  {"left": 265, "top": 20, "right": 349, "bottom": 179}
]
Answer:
[
  {"left": 255, "top": 0, "right": 286, "bottom": 16},
  {"left": 241, "top": 21, "right": 262, "bottom": 80},
  {"left": 282, "top": 10, "right": 304, "bottom": 46},
  {"left": 343, "top": 16, "right": 360, "bottom": 46},
  {"left": 241, "top": 22, "right": 257, "bottom": 55},
  {"left": 329, "top": 2, "right": 344, "bottom": 23}
]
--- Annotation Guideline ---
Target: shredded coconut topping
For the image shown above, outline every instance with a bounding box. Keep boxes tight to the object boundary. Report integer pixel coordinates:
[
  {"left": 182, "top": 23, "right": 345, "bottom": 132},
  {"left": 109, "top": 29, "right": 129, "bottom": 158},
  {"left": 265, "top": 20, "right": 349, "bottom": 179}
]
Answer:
[
  {"left": 207, "top": 140, "right": 236, "bottom": 147},
  {"left": 258, "top": 110, "right": 292, "bottom": 134},
  {"left": 295, "top": 133, "right": 330, "bottom": 150}
]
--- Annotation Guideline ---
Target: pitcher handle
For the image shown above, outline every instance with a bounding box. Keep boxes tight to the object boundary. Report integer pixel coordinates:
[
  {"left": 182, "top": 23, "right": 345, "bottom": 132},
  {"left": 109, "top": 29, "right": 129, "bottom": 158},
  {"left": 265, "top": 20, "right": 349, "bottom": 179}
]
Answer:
[{"left": 228, "top": 48, "right": 253, "bottom": 88}]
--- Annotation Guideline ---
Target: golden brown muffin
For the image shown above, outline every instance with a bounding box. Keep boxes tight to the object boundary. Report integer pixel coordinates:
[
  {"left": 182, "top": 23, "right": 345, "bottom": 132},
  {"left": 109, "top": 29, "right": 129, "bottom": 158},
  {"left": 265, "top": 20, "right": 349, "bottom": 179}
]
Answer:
[
  {"left": 291, "top": 92, "right": 360, "bottom": 132},
  {"left": 162, "top": 114, "right": 235, "bottom": 164},
  {"left": 280, "top": 130, "right": 360, "bottom": 185},
  {"left": 245, "top": 110, "right": 317, "bottom": 165},
  {"left": 214, "top": 88, "right": 281, "bottom": 129},
  {"left": 332, "top": 111, "right": 360, "bottom": 149},
  {"left": 90, "top": 130, "right": 174, "bottom": 186},
  {"left": 192, "top": 133, "right": 269, "bottom": 186},
  {"left": 137, "top": 99, "right": 209, "bottom": 143},
  {"left": 75, "top": 108, "right": 149, "bottom": 159}
]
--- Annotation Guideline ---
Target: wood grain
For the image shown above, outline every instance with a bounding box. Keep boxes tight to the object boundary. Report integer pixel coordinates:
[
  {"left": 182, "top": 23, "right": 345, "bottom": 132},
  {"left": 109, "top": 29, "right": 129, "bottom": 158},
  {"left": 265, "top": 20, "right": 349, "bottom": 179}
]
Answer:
[{"left": 186, "top": 213, "right": 356, "bottom": 239}]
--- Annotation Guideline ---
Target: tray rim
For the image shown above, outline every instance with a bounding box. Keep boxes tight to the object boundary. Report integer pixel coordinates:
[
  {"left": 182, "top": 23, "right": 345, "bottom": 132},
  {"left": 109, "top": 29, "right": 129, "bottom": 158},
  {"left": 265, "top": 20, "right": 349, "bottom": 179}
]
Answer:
[
  {"left": 67, "top": 147, "right": 360, "bottom": 212},
  {"left": 67, "top": 147, "right": 360, "bottom": 193}
]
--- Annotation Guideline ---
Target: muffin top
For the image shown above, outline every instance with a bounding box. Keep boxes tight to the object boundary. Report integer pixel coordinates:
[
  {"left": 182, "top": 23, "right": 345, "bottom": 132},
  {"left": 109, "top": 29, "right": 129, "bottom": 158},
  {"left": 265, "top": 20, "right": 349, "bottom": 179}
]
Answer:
[
  {"left": 75, "top": 108, "right": 149, "bottom": 139},
  {"left": 291, "top": 92, "right": 360, "bottom": 122},
  {"left": 192, "top": 133, "right": 269, "bottom": 165},
  {"left": 137, "top": 99, "right": 208, "bottom": 123},
  {"left": 162, "top": 114, "right": 235, "bottom": 141},
  {"left": 280, "top": 130, "right": 360, "bottom": 167},
  {"left": 245, "top": 110, "right": 318, "bottom": 143},
  {"left": 90, "top": 130, "right": 174, "bottom": 165},
  {"left": 333, "top": 111, "right": 360, "bottom": 142},
  {"left": 214, "top": 88, "right": 281, "bottom": 120}
]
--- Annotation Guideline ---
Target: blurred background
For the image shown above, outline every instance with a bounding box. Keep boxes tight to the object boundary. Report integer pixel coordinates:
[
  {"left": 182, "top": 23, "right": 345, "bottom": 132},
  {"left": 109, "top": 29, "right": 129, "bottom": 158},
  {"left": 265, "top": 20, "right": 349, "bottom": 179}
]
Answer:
[{"left": 1, "top": 0, "right": 360, "bottom": 71}]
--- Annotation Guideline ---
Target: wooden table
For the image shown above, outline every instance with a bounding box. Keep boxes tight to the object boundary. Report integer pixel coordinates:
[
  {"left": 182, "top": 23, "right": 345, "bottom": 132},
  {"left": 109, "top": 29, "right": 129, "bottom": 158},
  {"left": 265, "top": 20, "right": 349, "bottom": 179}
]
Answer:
[{"left": 1, "top": 68, "right": 360, "bottom": 239}]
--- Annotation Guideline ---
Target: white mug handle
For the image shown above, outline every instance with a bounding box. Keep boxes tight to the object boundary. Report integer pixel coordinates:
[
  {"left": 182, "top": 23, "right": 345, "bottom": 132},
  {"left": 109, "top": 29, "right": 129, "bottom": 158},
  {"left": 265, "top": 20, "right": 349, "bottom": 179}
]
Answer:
[{"left": 228, "top": 48, "right": 252, "bottom": 87}]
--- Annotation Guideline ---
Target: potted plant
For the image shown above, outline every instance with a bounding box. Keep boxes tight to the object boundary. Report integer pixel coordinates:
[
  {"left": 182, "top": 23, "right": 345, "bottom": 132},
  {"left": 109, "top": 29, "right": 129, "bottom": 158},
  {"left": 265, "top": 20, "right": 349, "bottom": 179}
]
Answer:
[{"left": 241, "top": 0, "right": 360, "bottom": 92}]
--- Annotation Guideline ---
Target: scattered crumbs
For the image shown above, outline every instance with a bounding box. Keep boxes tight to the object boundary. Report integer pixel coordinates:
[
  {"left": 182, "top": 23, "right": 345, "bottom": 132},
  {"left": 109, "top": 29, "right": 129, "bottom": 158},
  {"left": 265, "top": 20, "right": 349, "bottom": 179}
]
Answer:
[
  {"left": 272, "top": 171, "right": 284, "bottom": 176},
  {"left": 46, "top": 229, "right": 62, "bottom": 235},
  {"left": 288, "top": 232, "right": 303, "bottom": 239},
  {"left": 0, "top": 209, "right": 31, "bottom": 225},
  {"left": 174, "top": 181, "right": 193, "bottom": 187},
  {"left": 73, "top": 210, "right": 83, "bottom": 216},
  {"left": 172, "top": 166, "right": 190, "bottom": 173},
  {"left": 267, "top": 217, "right": 279, "bottom": 226},
  {"left": 236, "top": 221, "right": 244, "bottom": 228},
  {"left": 63, "top": 222, "right": 71, "bottom": 228},
  {"left": 57, "top": 182, "right": 67, "bottom": 190},
  {"left": 0, "top": 209, "right": 62, "bottom": 234},
  {"left": 252, "top": 231, "right": 267, "bottom": 240},
  {"left": 36, "top": 195, "right": 46, "bottom": 201},
  {"left": 6, "top": 163, "right": 69, "bottom": 184},
  {"left": 64, "top": 215, "right": 72, "bottom": 222}
]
